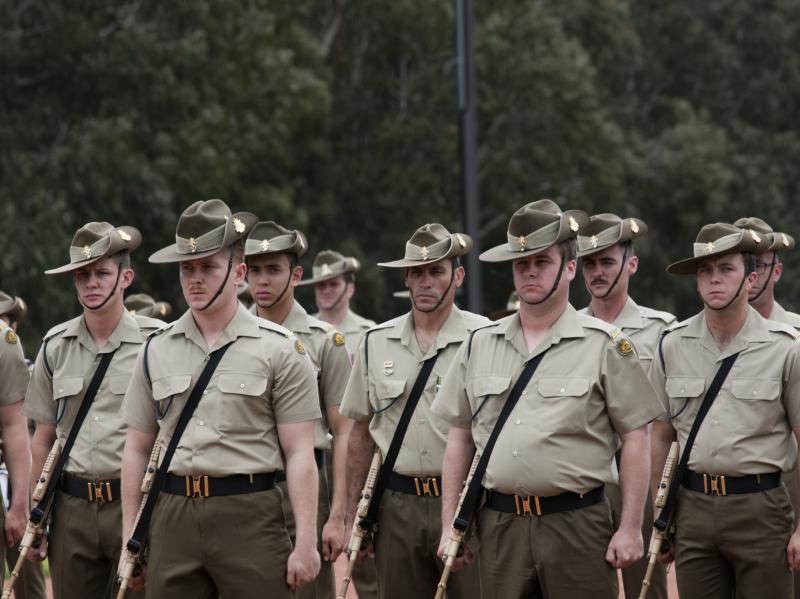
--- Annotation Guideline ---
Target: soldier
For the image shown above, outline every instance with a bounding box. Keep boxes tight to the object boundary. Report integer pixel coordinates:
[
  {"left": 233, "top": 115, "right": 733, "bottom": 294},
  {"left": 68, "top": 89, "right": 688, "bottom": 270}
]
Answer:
[
  {"left": 576, "top": 213, "right": 674, "bottom": 599},
  {"left": 119, "top": 200, "right": 321, "bottom": 598},
  {"left": 650, "top": 222, "right": 800, "bottom": 598},
  {"left": 245, "top": 222, "right": 353, "bottom": 599},
  {"left": 124, "top": 293, "right": 172, "bottom": 320},
  {"left": 340, "top": 223, "right": 487, "bottom": 599},
  {"left": 432, "top": 200, "right": 663, "bottom": 599},
  {"left": 299, "top": 250, "right": 376, "bottom": 359},
  {"left": 0, "top": 293, "right": 46, "bottom": 599},
  {"left": 23, "top": 222, "right": 163, "bottom": 599}
]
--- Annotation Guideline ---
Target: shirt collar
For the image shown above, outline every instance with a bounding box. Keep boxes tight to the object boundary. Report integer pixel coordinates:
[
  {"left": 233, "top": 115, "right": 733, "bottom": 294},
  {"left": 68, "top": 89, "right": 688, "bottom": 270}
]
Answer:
[
  {"left": 492, "top": 303, "right": 586, "bottom": 358},
  {"left": 281, "top": 300, "right": 312, "bottom": 335},
  {"left": 170, "top": 303, "right": 261, "bottom": 350},
  {"left": 386, "top": 306, "right": 470, "bottom": 357},
  {"left": 63, "top": 310, "right": 142, "bottom": 353},
  {"left": 682, "top": 307, "right": 771, "bottom": 358}
]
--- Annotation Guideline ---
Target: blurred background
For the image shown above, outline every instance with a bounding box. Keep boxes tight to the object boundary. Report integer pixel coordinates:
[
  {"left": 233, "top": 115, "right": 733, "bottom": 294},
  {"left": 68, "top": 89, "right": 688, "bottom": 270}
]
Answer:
[{"left": 3, "top": 0, "right": 799, "bottom": 350}]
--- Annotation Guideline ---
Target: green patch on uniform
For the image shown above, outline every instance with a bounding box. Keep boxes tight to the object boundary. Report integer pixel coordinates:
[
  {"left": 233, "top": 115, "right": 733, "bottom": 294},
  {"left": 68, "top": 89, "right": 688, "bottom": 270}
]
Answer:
[
  {"left": 5, "top": 330, "right": 17, "bottom": 344},
  {"left": 333, "top": 332, "right": 345, "bottom": 347},
  {"left": 616, "top": 337, "right": 633, "bottom": 356},
  {"left": 294, "top": 340, "right": 306, "bottom": 355}
]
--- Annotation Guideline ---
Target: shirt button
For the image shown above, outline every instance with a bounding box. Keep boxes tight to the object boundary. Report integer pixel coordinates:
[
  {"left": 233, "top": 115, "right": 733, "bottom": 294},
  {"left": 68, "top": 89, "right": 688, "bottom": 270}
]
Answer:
[
  {"left": 193, "top": 450, "right": 202, "bottom": 456},
  {"left": 515, "top": 419, "right": 521, "bottom": 425},
  {"left": 203, "top": 390, "right": 208, "bottom": 395},
  {"left": 198, "top": 420, "right": 205, "bottom": 426},
  {"left": 93, "top": 416, "right": 100, "bottom": 421},
  {"left": 560, "top": 388, "right": 566, "bottom": 394},
  {"left": 711, "top": 450, "right": 717, "bottom": 456},
  {"left": 240, "top": 383, "right": 246, "bottom": 389},
  {"left": 752, "top": 390, "right": 758, "bottom": 396},
  {"left": 417, "top": 419, "right": 426, "bottom": 424},
  {"left": 58, "top": 388, "right": 63, "bottom": 394},
  {"left": 680, "top": 388, "right": 685, "bottom": 393},
  {"left": 512, "top": 451, "right": 519, "bottom": 457},
  {"left": 420, "top": 449, "right": 428, "bottom": 455}
]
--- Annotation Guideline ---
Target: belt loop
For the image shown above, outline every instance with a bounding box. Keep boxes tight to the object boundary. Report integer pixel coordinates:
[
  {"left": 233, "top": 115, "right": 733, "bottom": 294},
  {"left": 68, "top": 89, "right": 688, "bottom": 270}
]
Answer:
[
  {"left": 87, "top": 481, "right": 93, "bottom": 501},
  {"left": 533, "top": 496, "right": 542, "bottom": 517},
  {"left": 249, "top": 473, "right": 254, "bottom": 484}
]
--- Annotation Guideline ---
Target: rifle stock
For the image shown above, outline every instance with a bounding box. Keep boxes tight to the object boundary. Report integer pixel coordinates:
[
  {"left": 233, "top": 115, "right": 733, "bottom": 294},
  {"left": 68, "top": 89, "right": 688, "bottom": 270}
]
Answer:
[
  {"left": 2, "top": 443, "right": 62, "bottom": 599},
  {"left": 435, "top": 451, "right": 482, "bottom": 599},
  {"left": 338, "top": 450, "right": 382, "bottom": 599},
  {"left": 638, "top": 441, "right": 679, "bottom": 599},
  {"left": 117, "top": 442, "right": 162, "bottom": 599}
]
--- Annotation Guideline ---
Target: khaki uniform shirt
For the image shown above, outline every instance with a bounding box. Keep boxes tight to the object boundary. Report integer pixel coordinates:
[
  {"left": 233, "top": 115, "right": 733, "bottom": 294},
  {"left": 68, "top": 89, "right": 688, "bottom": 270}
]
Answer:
[
  {"left": 24, "top": 311, "right": 164, "bottom": 479},
  {"left": 580, "top": 296, "right": 675, "bottom": 373},
  {"left": 266, "top": 300, "right": 351, "bottom": 451},
  {"left": 121, "top": 304, "right": 321, "bottom": 477},
  {"left": 0, "top": 322, "right": 29, "bottom": 408},
  {"left": 649, "top": 308, "right": 800, "bottom": 475},
  {"left": 769, "top": 302, "right": 800, "bottom": 330},
  {"left": 314, "top": 309, "right": 376, "bottom": 358},
  {"left": 432, "top": 304, "right": 664, "bottom": 497},
  {"left": 340, "top": 306, "right": 490, "bottom": 477}
]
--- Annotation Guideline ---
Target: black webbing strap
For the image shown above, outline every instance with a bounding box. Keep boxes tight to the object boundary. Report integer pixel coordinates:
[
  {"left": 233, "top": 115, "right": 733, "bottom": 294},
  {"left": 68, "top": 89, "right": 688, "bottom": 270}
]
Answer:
[
  {"left": 360, "top": 353, "right": 440, "bottom": 529},
  {"left": 453, "top": 350, "right": 547, "bottom": 531},
  {"left": 654, "top": 352, "right": 740, "bottom": 532},
  {"left": 30, "top": 350, "right": 116, "bottom": 525},
  {"left": 127, "top": 341, "right": 233, "bottom": 554}
]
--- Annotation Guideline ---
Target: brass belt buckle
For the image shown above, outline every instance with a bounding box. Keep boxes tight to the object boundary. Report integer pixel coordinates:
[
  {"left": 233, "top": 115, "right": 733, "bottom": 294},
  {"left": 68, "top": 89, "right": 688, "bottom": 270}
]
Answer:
[
  {"left": 703, "top": 474, "right": 727, "bottom": 496},
  {"left": 413, "top": 477, "right": 440, "bottom": 497},
  {"left": 87, "top": 481, "right": 112, "bottom": 503},
  {"left": 514, "top": 495, "right": 542, "bottom": 517},
  {"left": 186, "top": 475, "right": 210, "bottom": 498}
]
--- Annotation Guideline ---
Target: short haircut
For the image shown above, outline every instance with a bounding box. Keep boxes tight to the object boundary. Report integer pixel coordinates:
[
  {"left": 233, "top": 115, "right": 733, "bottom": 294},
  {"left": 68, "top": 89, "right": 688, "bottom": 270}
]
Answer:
[
  {"left": 743, "top": 252, "right": 756, "bottom": 274},
  {"left": 623, "top": 240, "right": 635, "bottom": 257},
  {"left": 560, "top": 239, "right": 577, "bottom": 261},
  {"left": 231, "top": 240, "right": 245, "bottom": 263},
  {"left": 115, "top": 250, "right": 131, "bottom": 270}
]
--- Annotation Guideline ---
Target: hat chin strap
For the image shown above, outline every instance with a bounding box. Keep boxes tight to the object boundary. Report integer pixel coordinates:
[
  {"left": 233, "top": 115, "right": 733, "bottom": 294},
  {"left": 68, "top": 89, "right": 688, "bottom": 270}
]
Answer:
[
  {"left": 326, "top": 283, "right": 350, "bottom": 311},
  {"left": 258, "top": 267, "right": 294, "bottom": 311},
  {"left": 587, "top": 246, "right": 627, "bottom": 301},
  {"left": 704, "top": 271, "right": 748, "bottom": 312},
  {"left": 749, "top": 260, "right": 774, "bottom": 304},
  {"left": 521, "top": 252, "right": 566, "bottom": 306},
  {"left": 82, "top": 257, "right": 124, "bottom": 312},
  {"left": 197, "top": 248, "right": 234, "bottom": 312},
  {"left": 410, "top": 260, "right": 456, "bottom": 314}
]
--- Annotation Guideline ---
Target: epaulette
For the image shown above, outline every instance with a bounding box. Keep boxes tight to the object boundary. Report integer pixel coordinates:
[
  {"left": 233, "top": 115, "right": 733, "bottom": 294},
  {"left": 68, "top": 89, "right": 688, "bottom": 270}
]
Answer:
[
  {"left": 145, "top": 322, "right": 174, "bottom": 340},
  {"left": 255, "top": 316, "right": 293, "bottom": 339},
  {"left": 142, "top": 322, "right": 174, "bottom": 386},
  {"left": 133, "top": 314, "right": 168, "bottom": 334},
  {"left": 765, "top": 319, "right": 800, "bottom": 341},
  {"left": 467, "top": 321, "right": 501, "bottom": 358},
  {"left": 579, "top": 314, "right": 618, "bottom": 338},
  {"left": 638, "top": 305, "right": 677, "bottom": 325},
  {"left": 657, "top": 319, "right": 689, "bottom": 369},
  {"left": 43, "top": 319, "right": 72, "bottom": 341},
  {"left": 365, "top": 317, "right": 401, "bottom": 334},
  {"left": 461, "top": 310, "right": 492, "bottom": 331}
]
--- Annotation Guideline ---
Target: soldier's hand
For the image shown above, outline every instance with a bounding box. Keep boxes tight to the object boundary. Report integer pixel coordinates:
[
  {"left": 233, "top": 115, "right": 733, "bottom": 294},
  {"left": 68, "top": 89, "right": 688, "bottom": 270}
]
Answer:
[
  {"left": 786, "top": 530, "right": 800, "bottom": 571},
  {"left": 287, "top": 542, "right": 321, "bottom": 589},
  {"left": 321, "top": 515, "right": 346, "bottom": 562},
  {"left": 4, "top": 505, "right": 28, "bottom": 547},
  {"left": 656, "top": 539, "right": 675, "bottom": 565},
  {"left": 436, "top": 534, "right": 472, "bottom": 573},
  {"left": 117, "top": 550, "right": 147, "bottom": 591},
  {"left": 605, "top": 526, "right": 644, "bottom": 569},
  {"left": 26, "top": 532, "right": 48, "bottom": 562}
]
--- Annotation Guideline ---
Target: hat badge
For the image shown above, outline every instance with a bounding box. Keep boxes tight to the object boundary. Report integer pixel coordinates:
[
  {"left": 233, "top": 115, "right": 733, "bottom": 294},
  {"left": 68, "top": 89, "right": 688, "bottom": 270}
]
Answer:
[
  {"left": 590, "top": 235, "right": 598, "bottom": 249},
  {"left": 568, "top": 215, "right": 579, "bottom": 232},
  {"left": 233, "top": 217, "right": 246, "bottom": 233},
  {"left": 750, "top": 229, "right": 761, "bottom": 243},
  {"left": 260, "top": 239, "right": 270, "bottom": 252},
  {"left": 705, "top": 241, "right": 715, "bottom": 253},
  {"left": 517, "top": 235, "right": 527, "bottom": 251},
  {"left": 456, "top": 234, "right": 467, "bottom": 248},
  {"left": 188, "top": 237, "right": 198, "bottom": 252},
  {"left": 783, "top": 233, "right": 790, "bottom": 247},
  {"left": 630, "top": 220, "right": 639, "bottom": 234},
  {"left": 321, "top": 264, "right": 332, "bottom": 276},
  {"left": 82, "top": 245, "right": 93, "bottom": 259},
  {"left": 118, "top": 229, "right": 131, "bottom": 242},
  {"left": 299, "top": 235, "right": 305, "bottom": 250},
  {"left": 420, "top": 246, "right": 430, "bottom": 261}
]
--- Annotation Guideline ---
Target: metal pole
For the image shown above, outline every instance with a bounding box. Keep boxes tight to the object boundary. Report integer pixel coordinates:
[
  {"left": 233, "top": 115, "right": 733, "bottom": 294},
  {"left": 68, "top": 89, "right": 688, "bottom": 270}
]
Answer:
[{"left": 455, "top": 0, "right": 482, "bottom": 314}]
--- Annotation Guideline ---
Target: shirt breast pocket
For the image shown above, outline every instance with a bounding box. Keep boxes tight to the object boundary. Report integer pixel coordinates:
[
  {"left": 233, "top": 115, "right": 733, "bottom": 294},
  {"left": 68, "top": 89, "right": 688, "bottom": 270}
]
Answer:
[
  {"left": 216, "top": 372, "right": 269, "bottom": 433},
  {"left": 729, "top": 377, "right": 782, "bottom": 434},
  {"left": 469, "top": 376, "right": 511, "bottom": 431},
  {"left": 371, "top": 379, "right": 406, "bottom": 414},
  {"left": 665, "top": 376, "right": 705, "bottom": 419},
  {"left": 152, "top": 374, "right": 192, "bottom": 427},
  {"left": 536, "top": 377, "right": 591, "bottom": 433},
  {"left": 52, "top": 375, "right": 84, "bottom": 425}
]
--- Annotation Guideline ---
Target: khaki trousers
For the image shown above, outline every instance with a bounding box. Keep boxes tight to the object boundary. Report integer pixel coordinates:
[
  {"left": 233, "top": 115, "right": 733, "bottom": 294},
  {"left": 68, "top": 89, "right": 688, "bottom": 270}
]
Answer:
[
  {"left": 785, "top": 470, "right": 800, "bottom": 599},
  {"left": 476, "top": 499, "right": 617, "bottom": 599},
  {"left": 674, "top": 484, "right": 794, "bottom": 598},
  {"left": 374, "top": 489, "right": 481, "bottom": 599},
  {"left": 147, "top": 488, "right": 294, "bottom": 599},
  {"left": 278, "top": 463, "right": 335, "bottom": 599},
  {"left": 606, "top": 482, "right": 667, "bottom": 599},
  {"left": 49, "top": 490, "right": 144, "bottom": 599},
  {"left": 351, "top": 558, "right": 379, "bottom": 599},
  {"left": 5, "top": 542, "right": 47, "bottom": 599}
]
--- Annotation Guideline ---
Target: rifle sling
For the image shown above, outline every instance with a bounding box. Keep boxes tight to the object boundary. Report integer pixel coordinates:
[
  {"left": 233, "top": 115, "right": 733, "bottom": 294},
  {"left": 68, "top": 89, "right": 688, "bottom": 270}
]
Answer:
[
  {"left": 453, "top": 350, "right": 547, "bottom": 531},
  {"left": 654, "top": 351, "right": 740, "bottom": 531},
  {"left": 127, "top": 341, "right": 233, "bottom": 554},
  {"left": 30, "top": 350, "right": 116, "bottom": 524},
  {"left": 361, "top": 353, "right": 439, "bottom": 529}
]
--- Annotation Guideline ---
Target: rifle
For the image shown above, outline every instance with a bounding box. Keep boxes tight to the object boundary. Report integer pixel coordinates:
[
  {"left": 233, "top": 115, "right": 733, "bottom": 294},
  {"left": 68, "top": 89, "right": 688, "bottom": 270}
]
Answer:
[
  {"left": 638, "top": 441, "right": 679, "bottom": 599},
  {"left": 2, "top": 443, "right": 62, "bottom": 599},
  {"left": 338, "top": 450, "right": 381, "bottom": 599},
  {"left": 116, "top": 442, "right": 162, "bottom": 599},
  {"left": 435, "top": 451, "right": 481, "bottom": 599}
]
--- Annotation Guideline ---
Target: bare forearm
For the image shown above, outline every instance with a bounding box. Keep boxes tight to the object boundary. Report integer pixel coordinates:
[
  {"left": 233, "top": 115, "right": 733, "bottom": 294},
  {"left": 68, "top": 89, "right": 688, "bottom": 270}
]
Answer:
[
  {"left": 329, "top": 427, "right": 350, "bottom": 520},
  {"left": 120, "top": 444, "right": 150, "bottom": 541},
  {"left": 286, "top": 450, "right": 319, "bottom": 548},
  {"left": 650, "top": 421, "right": 676, "bottom": 501},
  {"left": 2, "top": 420, "right": 31, "bottom": 512},
  {"left": 345, "top": 421, "right": 375, "bottom": 524},
  {"left": 440, "top": 427, "right": 474, "bottom": 531},
  {"left": 618, "top": 427, "right": 650, "bottom": 533}
]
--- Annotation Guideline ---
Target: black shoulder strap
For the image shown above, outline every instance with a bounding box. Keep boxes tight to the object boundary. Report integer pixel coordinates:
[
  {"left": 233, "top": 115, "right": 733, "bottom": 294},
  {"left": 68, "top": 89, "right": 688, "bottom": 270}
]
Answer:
[
  {"left": 452, "top": 350, "right": 547, "bottom": 531},
  {"left": 127, "top": 341, "right": 233, "bottom": 554},
  {"left": 30, "top": 350, "right": 116, "bottom": 524},
  {"left": 654, "top": 351, "right": 740, "bottom": 531},
  {"left": 360, "top": 353, "right": 439, "bottom": 529}
]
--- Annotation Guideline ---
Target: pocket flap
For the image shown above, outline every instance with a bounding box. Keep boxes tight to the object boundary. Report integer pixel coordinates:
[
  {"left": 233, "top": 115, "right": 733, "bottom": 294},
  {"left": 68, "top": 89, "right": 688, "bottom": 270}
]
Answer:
[
  {"left": 471, "top": 376, "right": 512, "bottom": 398},
  {"left": 217, "top": 372, "right": 268, "bottom": 397},
  {"left": 152, "top": 375, "right": 192, "bottom": 401},
  {"left": 52, "top": 376, "right": 84, "bottom": 400},
  {"left": 730, "top": 377, "right": 780, "bottom": 401},
  {"left": 538, "top": 377, "right": 590, "bottom": 398},
  {"left": 374, "top": 379, "right": 406, "bottom": 400},
  {"left": 109, "top": 374, "right": 132, "bottom": 395},
  {"left": 666, "top": 376, "right": 705, "bottom": 398}
]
